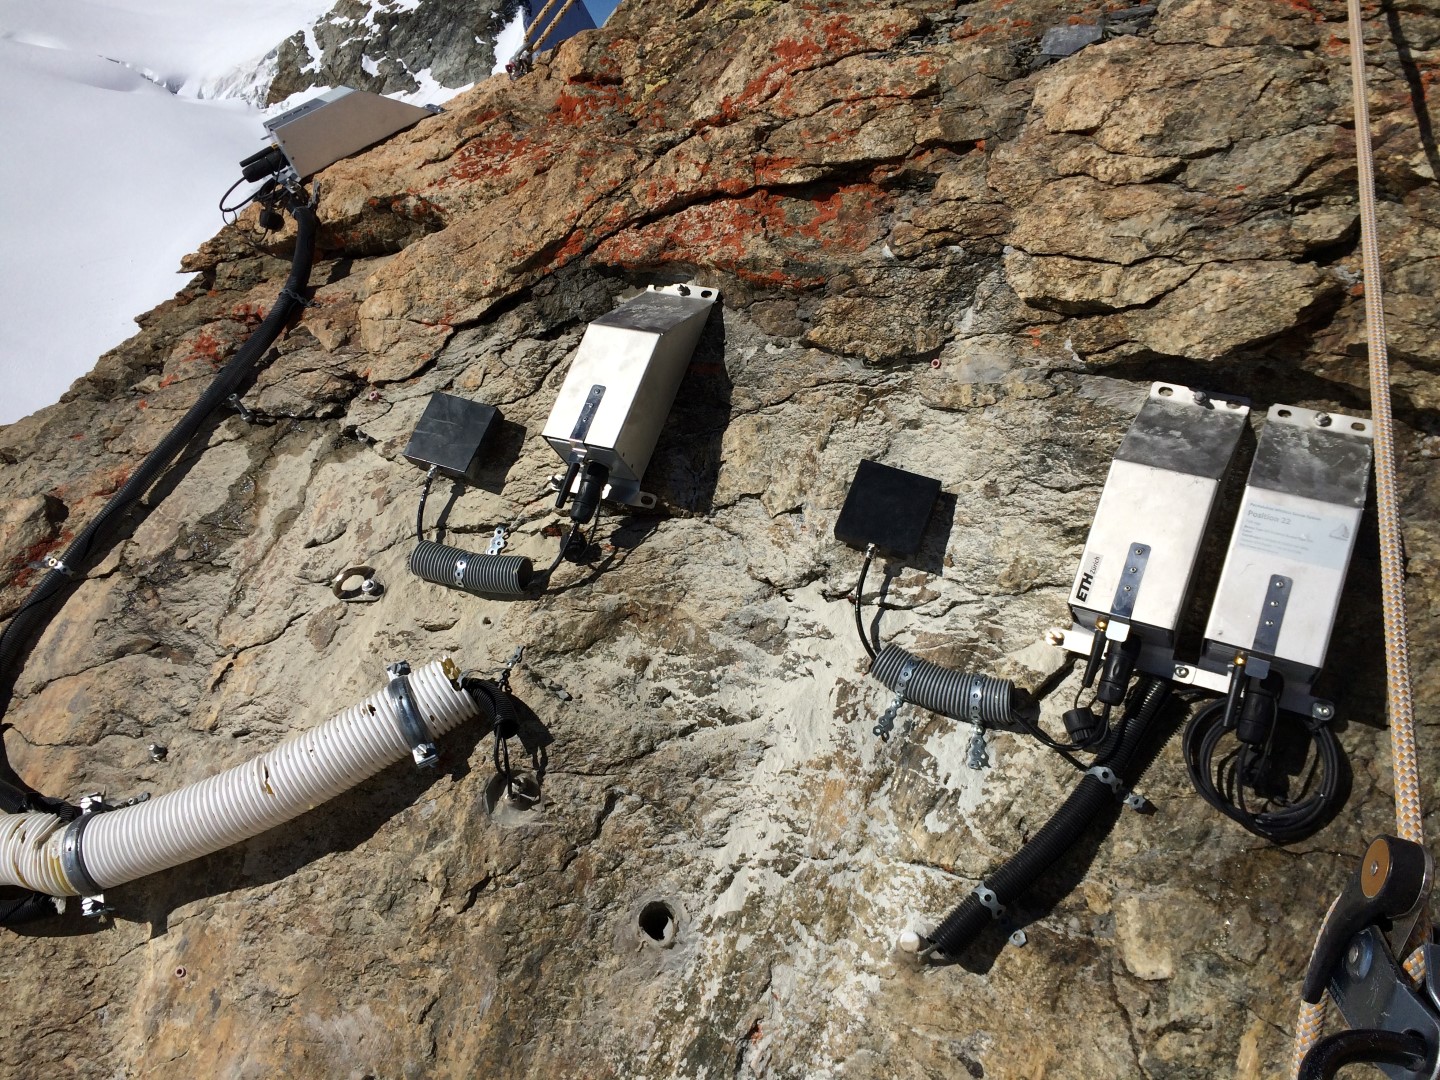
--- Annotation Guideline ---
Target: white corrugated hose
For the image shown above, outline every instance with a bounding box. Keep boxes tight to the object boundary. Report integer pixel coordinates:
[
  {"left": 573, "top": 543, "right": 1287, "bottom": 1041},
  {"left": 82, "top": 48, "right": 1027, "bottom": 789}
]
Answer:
[{"left": 0, "top": 659, "right": 479, "bottom": 897}]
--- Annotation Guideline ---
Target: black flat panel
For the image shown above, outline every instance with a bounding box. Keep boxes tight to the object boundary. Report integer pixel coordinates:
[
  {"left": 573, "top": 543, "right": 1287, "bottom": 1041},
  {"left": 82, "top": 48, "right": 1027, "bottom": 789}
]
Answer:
[
  {"left": 834, "top": 459, "right": 941, "bottom": 557},
  {"left": 403, "top": 393, "right": 498, "bottom": 485}
]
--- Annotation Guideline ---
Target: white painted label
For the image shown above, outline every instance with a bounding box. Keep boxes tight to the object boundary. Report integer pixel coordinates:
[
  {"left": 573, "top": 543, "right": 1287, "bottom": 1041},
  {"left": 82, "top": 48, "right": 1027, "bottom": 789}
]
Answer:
[{"left": 1235, "top": 500, "right": 1354, "bottom": 570}]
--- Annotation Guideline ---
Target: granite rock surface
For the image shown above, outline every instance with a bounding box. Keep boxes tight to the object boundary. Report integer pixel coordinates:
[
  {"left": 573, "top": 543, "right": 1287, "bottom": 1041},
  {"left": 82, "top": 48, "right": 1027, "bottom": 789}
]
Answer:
[{"left": 1, "top": 0, "right": 1438, "bottom": 1077}]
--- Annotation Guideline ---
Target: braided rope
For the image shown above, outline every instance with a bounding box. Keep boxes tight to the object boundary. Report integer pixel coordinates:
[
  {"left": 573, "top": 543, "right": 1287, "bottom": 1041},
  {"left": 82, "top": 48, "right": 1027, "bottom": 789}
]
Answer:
[
  {"left": 530, "top": 0, "right": 584, "bottom": 52},
  {"left": 1291, "top": 2, "right": 1425, "bottom": 1072},
  {"left": 523, "top": 0, "right": 565, "bottom": 48},
  {"left": 1337, "top": 0, "right": 1422, "bottom": 848}
]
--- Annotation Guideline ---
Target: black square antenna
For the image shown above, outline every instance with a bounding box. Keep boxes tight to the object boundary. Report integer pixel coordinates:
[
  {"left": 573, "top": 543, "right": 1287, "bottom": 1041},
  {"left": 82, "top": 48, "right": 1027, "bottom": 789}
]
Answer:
[
  {"left": 403, "top": 393, "right": 499, "bottom": 486},
  {"left": 834, "top": 460, "right": 942, "bottom": 557}
]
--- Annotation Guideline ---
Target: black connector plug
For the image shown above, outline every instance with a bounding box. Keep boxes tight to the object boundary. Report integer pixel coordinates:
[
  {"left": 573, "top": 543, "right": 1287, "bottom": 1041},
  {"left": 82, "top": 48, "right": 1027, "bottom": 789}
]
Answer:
[
  {"left": 1236, "top": 671, "right": 1283, "bottom": 746},
  {"left": 569, "top": 461, "right": 610, "bottom": 525},
  {"left": 1096, "top": 635, "right": 1140, "bottom": 706}
]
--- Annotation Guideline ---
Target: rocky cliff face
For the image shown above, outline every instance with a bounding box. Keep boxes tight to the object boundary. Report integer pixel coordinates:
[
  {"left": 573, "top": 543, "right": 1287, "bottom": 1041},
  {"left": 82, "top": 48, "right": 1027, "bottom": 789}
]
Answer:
[{"left": 1, "top": 0, "right": 1438, "bottom": 1077}]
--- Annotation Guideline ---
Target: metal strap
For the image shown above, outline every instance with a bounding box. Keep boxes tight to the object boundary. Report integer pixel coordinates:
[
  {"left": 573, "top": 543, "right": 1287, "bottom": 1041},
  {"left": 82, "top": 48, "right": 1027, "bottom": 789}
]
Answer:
[
  {"left": 60, "top": 813, "right": 103, "bottom": 896},
  {"left": 1087, "top": 765, "right": 1122, "bottom": 794},
  {"left": 974, "top": 885, "right": 1005, "bottom": 920},
  {"left": 385, "top": 662, "right": 438, "bottom": 768}
]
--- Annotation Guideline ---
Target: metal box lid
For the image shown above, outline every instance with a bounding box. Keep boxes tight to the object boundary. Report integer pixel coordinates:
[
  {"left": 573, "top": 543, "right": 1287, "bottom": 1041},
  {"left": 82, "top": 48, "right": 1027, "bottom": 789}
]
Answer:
[{"left": 264, "top": 88, "right": 435, "bottom": 179}]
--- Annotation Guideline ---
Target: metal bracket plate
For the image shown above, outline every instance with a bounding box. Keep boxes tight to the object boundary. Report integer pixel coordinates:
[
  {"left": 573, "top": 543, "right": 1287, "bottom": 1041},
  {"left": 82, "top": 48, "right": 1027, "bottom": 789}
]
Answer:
[
  {"left": 1109, "top": 542, "right": 1151, "bottom": 620},
  {"left": 1252, "top": 574, "right": 1293, "bottom": 656}
]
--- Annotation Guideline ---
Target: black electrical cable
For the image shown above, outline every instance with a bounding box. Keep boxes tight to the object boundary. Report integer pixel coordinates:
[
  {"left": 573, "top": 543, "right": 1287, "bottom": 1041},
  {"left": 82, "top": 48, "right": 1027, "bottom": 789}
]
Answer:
[
  {"left": 923, "top": 677, "right": 1173, "bottom": 958},
  {"left": 853, "top": 545, "right": 877, "bottom": 660},
  {"left": 545, "top": 523, "right": 580, "bottom": 575},
  {"left": 1182, "top": 700, "right": 1342, "bottom": 845},
  {"left": 415, "top": 466, "right": 438, "bottom": 542},
  {"left": 0, "top": 194, "right": 320, "bottom": 816}
]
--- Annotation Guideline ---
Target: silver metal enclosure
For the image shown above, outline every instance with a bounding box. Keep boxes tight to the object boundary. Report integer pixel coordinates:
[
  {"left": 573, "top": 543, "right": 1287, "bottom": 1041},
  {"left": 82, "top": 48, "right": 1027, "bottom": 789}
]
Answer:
[
  {"left": 263, "top": 88, "right": 437, "bottom": 180},
  {"left": 1056, "top": 383, "right": 1250, "bottom": 679},
  {"left": 542, "top": 284, "right": 718, "bottom": 507},
  {"left": 1200, "top": 403, "right": 1373, "bottom": 714}
]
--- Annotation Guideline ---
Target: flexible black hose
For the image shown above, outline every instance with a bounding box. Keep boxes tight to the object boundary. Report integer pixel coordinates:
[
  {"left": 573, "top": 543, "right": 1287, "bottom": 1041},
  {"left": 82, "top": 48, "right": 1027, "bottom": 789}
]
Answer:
[
  {"left": 925, "top": 677, "right": 1171, "bottom": 956},
  {"left": 0, "top": 199, "right": 320, "bottom": 813},
  {"left": 1298, "top": 1029, "right": 1429, "bottom": 1080},
  {"left": 0, "top": 887, "right": 63, "bottom": 928},
  {"left": 870, "top": 644, "right": 1016, "bottom": 730},
  {"left": 410, "top": 540, "right": 534, "bottom": 597}
]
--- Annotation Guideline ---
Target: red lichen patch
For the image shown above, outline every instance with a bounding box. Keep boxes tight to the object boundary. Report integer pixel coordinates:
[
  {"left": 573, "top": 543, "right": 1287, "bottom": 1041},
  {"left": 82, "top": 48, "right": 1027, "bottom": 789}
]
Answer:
[
  {"left": 551, "top": 81, "right": 632, "bottom": 126},
  {"left": 447, "top": 128, "right": 554, "bottom": 185},
  {"left": 90, "top": 466, "right": 131, "bottom": 500},
  {"left": 706, "top": 10, "right": 921, "bottom": 126},
  {"left": 182, "top": 330, "right": 227, "bottom": 367},
  {"left": 229, "top": 302, "right": 268, "bottom": 325},
  {"left": 591, "top": 184, "right": 889, "bottom": 289}
]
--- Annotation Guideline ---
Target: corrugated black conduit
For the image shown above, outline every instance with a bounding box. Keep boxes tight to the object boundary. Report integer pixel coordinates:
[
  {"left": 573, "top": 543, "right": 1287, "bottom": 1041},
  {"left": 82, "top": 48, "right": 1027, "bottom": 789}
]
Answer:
[
  {"left": 923, "top": 676, "right": 1172, "bottom": 957},
  {"left": 0, "top": 197, "right": 320, "bottom": 819},
  {"left": 409, "top": 540, "right": 534, "bottom": 598},
  {"left": 869, "top": 643, "right": 1015, "bottom": 729}
]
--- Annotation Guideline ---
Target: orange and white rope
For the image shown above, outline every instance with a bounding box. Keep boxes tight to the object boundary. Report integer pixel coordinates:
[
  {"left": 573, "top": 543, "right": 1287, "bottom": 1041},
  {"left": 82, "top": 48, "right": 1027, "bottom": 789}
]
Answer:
[{"left": 1291, "top": 0, "right": 1425, "bottom": 1072}]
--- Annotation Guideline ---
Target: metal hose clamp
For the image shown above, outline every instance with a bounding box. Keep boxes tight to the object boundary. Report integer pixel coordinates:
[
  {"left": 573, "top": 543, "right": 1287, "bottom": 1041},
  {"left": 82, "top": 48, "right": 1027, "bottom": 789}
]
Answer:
[
  {"left": 453, "top": 556, "right": 468, "bottom": 589},
  {"left": 60, "top": 795, "right": 108, "bottom": 898},
  {"left": 44, "top": 554, "right": 75, "bottom": 579},
  {"left": 385, "top": 661, "right": 438, "bottom": 768},
  {"left": 968, "top": 681, "right": 985, "bottom": 724}
]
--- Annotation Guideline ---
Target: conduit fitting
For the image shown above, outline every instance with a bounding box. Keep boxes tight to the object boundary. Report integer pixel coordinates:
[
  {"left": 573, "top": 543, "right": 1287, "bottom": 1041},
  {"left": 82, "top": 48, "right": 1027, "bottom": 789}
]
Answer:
[{"left": 0, "top": 659, "right": 484, "bottom": 901}]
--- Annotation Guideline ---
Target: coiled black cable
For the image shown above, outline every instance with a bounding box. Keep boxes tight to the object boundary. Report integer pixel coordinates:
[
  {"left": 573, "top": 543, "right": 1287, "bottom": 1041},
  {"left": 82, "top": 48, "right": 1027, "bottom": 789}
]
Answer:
[
  {"left": 1182, "top": 699, "right": 1342, "bottom": 845},
  {"left": 924, "top": 677, "right": 1172, "bottom": 957},
  {"left": 0, "top": 196, "right": 320, "bottom": 815}
]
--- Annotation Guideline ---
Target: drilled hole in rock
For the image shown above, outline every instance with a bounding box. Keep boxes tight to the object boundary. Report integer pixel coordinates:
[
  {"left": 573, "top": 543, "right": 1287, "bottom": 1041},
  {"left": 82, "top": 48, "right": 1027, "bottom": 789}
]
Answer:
[{"left": 638, "top": 901, "right": 677, "bottom": 945}]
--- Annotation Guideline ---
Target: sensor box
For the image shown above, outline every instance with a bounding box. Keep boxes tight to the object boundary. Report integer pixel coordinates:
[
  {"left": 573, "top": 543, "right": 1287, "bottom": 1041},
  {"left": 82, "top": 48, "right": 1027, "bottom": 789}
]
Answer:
[
  {"left": 263, "top": 88, "right": 436, "bottom": 180},
  {"left": 542, "top": 284, "right": 718, "bottom": 506},
  {"left": 1068, "top": 383, "right": 1249, "bottom": 662},
  {"left": 1201, "top": 403, "right": 1373, "bottom": 709},
  {"left": 834, "top": 460, "right": 941, "bottom": 558},
  {"left": 403, "top": 393, "right": 498, "bottom": 486}
]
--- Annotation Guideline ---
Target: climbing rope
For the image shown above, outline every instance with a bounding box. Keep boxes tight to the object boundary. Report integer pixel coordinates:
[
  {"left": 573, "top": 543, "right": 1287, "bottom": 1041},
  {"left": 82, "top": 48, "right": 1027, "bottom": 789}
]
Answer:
[
  {"left": 527, "top": 0, "right": 584, "bottom": 53},
  {"left": 1291, "top": 0, "right": 1426, "bottom": 1072}
]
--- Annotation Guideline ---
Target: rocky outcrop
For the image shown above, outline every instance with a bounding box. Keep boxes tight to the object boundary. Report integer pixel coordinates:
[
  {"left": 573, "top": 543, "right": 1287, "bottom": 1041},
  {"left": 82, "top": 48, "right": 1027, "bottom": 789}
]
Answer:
[
  {"left": 267, "top": 0, "right": 521, "bottom": 104},
  {"left": 1, "top": 0, "right": 1438, "bottom": 1077}
]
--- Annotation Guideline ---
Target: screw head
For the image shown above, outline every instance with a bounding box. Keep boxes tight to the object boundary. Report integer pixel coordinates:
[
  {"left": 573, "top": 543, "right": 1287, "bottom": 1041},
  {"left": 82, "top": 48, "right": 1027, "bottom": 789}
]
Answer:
[{"left": 1174, "top": 666, "right": 1191, "bottom": 679}]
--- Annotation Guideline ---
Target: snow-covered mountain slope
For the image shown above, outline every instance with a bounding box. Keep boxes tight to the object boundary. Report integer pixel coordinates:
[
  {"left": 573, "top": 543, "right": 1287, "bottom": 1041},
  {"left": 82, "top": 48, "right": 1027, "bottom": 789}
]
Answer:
[{"left": 0, "top": 0, "right": 546, "bottom": 426}]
